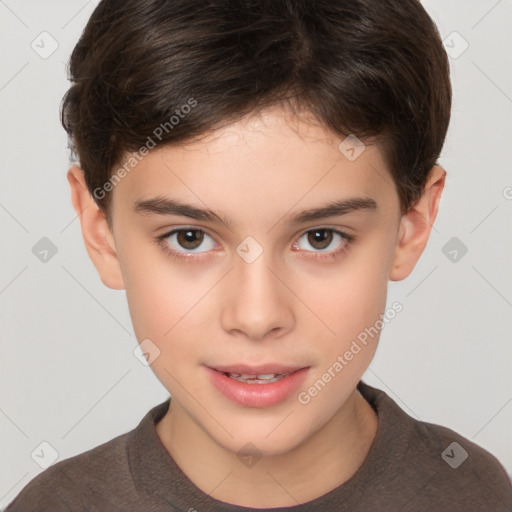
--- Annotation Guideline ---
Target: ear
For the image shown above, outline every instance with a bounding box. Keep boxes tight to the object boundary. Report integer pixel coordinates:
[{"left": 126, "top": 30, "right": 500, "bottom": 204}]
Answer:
[
  {"left": 389, "top": 165, "right": 446, "bottom": 281},
  {"left": 67, "top": 165, "right": 125, "bottom": 290}
]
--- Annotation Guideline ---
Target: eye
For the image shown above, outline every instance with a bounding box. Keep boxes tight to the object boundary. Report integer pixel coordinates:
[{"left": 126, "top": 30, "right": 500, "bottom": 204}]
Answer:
[
  {"left": 293, "top": 228, "right": 354, "bottom": 260},
  {"left": 156, "top": 227, "right": 216, "bottom": 262}
]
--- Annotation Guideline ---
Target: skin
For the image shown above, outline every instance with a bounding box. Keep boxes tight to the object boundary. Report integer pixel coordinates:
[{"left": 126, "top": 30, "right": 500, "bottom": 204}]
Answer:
[{"left": 68, "top": 105, "right": 445, "bottom": 508}]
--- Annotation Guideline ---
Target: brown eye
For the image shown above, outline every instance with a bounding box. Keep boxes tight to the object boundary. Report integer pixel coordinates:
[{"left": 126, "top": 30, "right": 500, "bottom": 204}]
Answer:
[
  {"left": 156, "top": 227, "right": 216, "bottom": 263},
  {"left": 306, "top": 229, "right": 333, "bottom": 250},
  {"left": 175, "top": 229, "right": 205, "bottom": 250},
  {"left": 293, "top": 227, "right": 354, "bottom": 260}
]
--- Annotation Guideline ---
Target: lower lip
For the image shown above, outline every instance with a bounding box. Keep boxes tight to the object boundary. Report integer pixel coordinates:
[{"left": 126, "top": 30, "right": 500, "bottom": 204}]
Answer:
[{"left": 205, "top": 366, "right": 310, "bottom": 408}]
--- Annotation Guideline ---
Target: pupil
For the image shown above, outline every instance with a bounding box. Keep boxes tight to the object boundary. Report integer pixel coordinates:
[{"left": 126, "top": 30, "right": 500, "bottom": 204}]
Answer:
[
  {"left": 310, "top": 229, "right": 331, "bottom": 250},
  {"left": 179, "top": 229, "right": 202, "bottom": 249}
]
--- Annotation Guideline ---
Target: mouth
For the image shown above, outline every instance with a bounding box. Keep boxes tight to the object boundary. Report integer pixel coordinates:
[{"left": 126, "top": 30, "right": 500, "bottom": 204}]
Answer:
[
  {"left": 221, "top": 372, "right": 292, "bottom": 384},
  {"left": 209, "top": 363, "right": 306, "bottom": 383},
  {"left": 205, "top": 363, "right": 310, "bottom": 407}
]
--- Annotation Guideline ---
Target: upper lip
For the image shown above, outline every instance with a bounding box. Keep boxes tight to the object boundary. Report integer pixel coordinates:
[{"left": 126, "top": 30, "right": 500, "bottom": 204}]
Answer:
[{"left": 207, "top": 364, "right": 309, "bottom": 375}]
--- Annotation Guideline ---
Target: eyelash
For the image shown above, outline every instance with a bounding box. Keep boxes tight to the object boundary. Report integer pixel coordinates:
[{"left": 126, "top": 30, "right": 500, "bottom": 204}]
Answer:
[{"left": 155, "top": 227, "right": 356, "bottom": 264}]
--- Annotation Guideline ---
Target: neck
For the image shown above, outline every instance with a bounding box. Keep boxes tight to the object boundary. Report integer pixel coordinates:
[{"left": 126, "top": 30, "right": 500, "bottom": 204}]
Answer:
[{"left": 156, "top": 388, "right": 378, "bottom": 508}]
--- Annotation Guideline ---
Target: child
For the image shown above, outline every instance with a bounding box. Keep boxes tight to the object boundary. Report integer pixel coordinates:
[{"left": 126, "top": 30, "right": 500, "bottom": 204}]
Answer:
[{"left": 6, "top": 0, "right": 512, "bottom": 510}]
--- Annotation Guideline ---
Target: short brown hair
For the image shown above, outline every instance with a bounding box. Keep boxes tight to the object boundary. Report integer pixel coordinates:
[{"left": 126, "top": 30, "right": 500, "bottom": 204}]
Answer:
[{"left": 61, "top": 0, "right": 451, "bottom": 222}]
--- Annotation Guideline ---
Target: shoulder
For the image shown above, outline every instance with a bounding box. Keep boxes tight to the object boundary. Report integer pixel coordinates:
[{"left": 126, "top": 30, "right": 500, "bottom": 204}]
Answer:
[
  {"left": 359, "top": 382, "right": 512, "bottom": 511},
  {"left": 413, "top": 418, "right": 512, "bottom": 500},
  {"left": 358, "top": 381, "right": 512, "bottom": 512},
  {"left": 4, "top": 431, "right": 134, "bottom": 512}
]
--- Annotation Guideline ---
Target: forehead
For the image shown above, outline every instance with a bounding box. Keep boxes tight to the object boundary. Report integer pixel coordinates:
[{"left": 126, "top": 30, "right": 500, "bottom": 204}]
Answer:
[{"left": 110, "top": 107, "right": 397, "bottom": 221}]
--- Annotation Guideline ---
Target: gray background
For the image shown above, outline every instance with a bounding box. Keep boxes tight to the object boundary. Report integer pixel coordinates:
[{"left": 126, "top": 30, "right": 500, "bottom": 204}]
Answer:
[{"left": 1, "top": 0, "right": 511, "bottom": 508}]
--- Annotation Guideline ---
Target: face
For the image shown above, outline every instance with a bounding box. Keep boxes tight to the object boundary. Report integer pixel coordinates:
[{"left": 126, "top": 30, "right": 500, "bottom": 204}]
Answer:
[{"left": 106, "top": 106, "right": 402, "bottom": 456}]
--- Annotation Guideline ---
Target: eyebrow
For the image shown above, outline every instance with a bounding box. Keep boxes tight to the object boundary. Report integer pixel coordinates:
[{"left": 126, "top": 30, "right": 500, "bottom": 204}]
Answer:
[{"left": 133, "top": 195, "right": 377, "bottom": 227}]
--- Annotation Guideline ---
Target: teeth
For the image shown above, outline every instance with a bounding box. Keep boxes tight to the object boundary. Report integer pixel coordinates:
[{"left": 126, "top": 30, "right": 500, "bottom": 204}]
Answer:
[{"left": 226, "top": 372, "right": 290, "bottom": 384}]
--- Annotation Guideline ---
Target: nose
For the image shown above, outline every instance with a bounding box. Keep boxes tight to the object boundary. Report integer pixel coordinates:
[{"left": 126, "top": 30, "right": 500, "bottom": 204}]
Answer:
[{"left": 219, "top": 249, "right": 295, "bottom": 342}]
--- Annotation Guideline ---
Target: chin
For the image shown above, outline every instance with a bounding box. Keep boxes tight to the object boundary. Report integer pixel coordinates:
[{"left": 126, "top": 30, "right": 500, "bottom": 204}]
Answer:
[{"left": 211, "top": 417, "right": 314, "bottom": 459}]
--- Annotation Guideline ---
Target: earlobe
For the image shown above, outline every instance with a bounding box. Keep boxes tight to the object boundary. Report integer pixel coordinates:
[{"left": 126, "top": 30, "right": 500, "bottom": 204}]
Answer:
[
  {"left": 67, "top": 165, "right": 125, "bottom": 290},
  {"left": 389, "top": 165, "right": 446, "bottom": 281}
]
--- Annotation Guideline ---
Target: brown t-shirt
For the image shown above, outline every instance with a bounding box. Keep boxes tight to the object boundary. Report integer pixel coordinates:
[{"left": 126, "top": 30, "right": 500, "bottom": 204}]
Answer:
[{"left": 5, "top": 381, "right": 512, "bottom": 511}]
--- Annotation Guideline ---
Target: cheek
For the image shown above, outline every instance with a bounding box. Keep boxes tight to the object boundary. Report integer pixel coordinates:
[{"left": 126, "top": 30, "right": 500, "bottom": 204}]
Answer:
[
  {"left": 118, "top": 239, "right": 199, "bottom": 345},
  {"left": 298, "top": 238, "right": 393, "bottom": 347},
  {"left": 122, "top": 255, "right": 208, "bottom": 392},
  {"left": 294, "top": 245, "right": 393, "bottom": 416}
]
